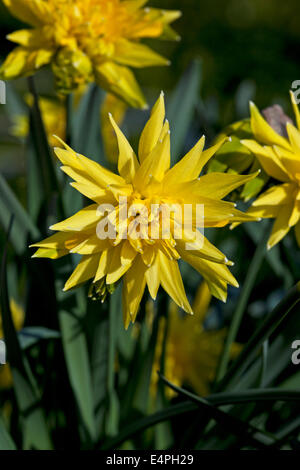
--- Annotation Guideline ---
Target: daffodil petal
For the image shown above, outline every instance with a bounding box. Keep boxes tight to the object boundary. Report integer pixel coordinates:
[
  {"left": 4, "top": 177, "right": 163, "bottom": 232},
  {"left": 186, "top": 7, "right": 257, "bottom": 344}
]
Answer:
[
  {"left": 95, "top": 61, "right": 147, "bottom": 109},
  {"left": 157, "top": 250, "right": 193, "bottom": 314},
  {"left": 106, "top": 244, "right": 135, "bottom": 284},
  {"left": 123, "top": 256, "right": 147, "bottom": 324},
  {"left": 138, "top": 92, "right": 165, "bottom": 161},
  {"left": 145, "top": 254, "right": 160, "bottom": 300},
  {"left": 50, "top": 204, "right": 100, "bottom": 232},
  {"left": 267, "top": 207, "right": 292, "bottom": 249},
  {"left": 109, "top": 113, "right": 139, "bottom": 182},
  {"left": 195, "top": 171, "right": 259, "bottom": 199},
  {"left": 252, "top": 183, "right": 294, "bottom": 207},
  {"left": 164, "top": 136, "right": 205, "bottom": 185},
  {"left": 3, "top": 0, "right": 47, "bottom": 26},
  {"left": 64, "top": 254, "right": 101, "bottom": 291},
  {"left": 241, "top": 139, "right": 291, "bottom": 182},
  {"left": 250, "top": 101, "right": 290, "bottom": 149},
  {"left": 114, "top": 39, "right": 169, "bottom": 68}
]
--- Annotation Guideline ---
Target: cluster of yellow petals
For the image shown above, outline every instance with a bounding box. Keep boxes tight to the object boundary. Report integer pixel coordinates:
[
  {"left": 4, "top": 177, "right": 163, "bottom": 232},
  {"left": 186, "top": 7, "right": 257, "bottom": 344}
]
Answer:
[{"left": 1, "top": 0, "right": 180, "bottom": 107}]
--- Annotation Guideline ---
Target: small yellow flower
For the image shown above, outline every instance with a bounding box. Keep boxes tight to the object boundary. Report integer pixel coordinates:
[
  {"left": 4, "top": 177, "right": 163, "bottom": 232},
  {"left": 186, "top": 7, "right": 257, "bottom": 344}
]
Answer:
[
  {"left": 1, "top": 0, "right": 180, "bottom": 108},
  {"left": 151, "top": 283, "right": 241, "bottom": 398},
  {"left": 241, "top": 92, "right": 300, "bottom": 249},
  {"left": 0, "top": 300, "right": 25, "bottom": 389},
  {"left": 30, "top": 93, "right": 258, "bottom": 328},
  {"left": 11, "top": 95, "right": 66, "bottom": 147}
]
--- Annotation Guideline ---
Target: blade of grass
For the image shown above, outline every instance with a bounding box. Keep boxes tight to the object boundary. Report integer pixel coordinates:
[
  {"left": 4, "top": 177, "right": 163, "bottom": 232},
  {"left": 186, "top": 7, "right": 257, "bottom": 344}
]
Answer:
[
  {"left": 100, "top": 402, "right": 196, "bottom": 450},
  {"left": 159, "top": 374, "right": 275, "bottom": 448}
]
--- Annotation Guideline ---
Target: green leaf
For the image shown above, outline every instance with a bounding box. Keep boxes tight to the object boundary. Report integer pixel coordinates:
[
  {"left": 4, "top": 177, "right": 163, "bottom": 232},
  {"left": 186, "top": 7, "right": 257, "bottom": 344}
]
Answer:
[
  {"left": 0, "top": 174, "right": 40, "bottom": 253},
  {"left": 59, "top": 309, "right": 96, "bottom": 443},
  {"left": 72, "top": 84, "right": 105, "bottom": 163},
  {"left": 0, "top": 416, "right": 16, "bottom": 450},
  {"left": 167, "top": 60, "right": 202, "bottom": 164},
  {"left": 4, "top": 82, "right": 27, "bottom": 118}
]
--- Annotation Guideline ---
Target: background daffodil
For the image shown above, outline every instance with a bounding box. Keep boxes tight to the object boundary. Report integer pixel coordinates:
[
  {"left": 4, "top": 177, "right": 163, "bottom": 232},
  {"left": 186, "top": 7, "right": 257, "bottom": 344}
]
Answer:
[
  {"left": 241, "top": 93, "right": 300, "bottom": 249},
  {"left": 31, "top": 93, "right": 258, "bottom": 328},
  {"left": 0, "top": 0, "right": 180, "bottom": 108}
]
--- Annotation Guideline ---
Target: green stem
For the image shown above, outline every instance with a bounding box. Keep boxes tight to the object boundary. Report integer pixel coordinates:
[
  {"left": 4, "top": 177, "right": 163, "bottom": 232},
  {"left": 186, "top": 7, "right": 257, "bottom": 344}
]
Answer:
[{"left": 216, "top": 221, "right": 271, "bottom": 382}]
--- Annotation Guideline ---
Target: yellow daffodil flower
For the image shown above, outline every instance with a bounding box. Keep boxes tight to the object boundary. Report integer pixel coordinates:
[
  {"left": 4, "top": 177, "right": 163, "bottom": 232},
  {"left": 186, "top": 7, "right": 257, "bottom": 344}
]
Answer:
[
  {"left": 1, "top": 0, "right": 180, "bottom": 108},
  {"left": 241, "top": 92, "right": 300, "bottom": 249},
  {"left": 151, "top": 283, "right": 241, "bottom": 398},
  {"left": 0, "top": 300, "right": 24, "bottom": 389},
  {"left": 30, "top": 93, "right": 258, "bottom": 328}
]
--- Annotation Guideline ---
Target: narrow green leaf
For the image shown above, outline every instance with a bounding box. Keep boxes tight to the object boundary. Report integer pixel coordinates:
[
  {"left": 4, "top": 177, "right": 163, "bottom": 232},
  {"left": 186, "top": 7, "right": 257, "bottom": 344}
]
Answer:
[
  {"left": 0, "top": 174, "right": 40, "bottom": 253},
  {"left": 73, "top": 84, "right": 105, "bottom": 163},
  {"left": 0, "top": 218, "right": 52, "bottom": 450},
  {"left": 59, "top": 309, "right": 96, "bottom": 443},
  {"left": 0, "top": 416, "right": 16, "bottom": 450},
  {"left": 4, "top": 82, "right": 27, "bottom": 118},
  {"left": 105, "top": 286, "right": 121, "bottom": 437}
]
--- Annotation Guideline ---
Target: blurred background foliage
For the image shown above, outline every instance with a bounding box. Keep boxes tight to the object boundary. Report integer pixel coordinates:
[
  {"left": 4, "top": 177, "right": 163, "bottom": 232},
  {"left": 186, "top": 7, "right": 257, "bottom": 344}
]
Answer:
[{"left": 0, "top": 0, "right": 300, "bottom": 451}]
